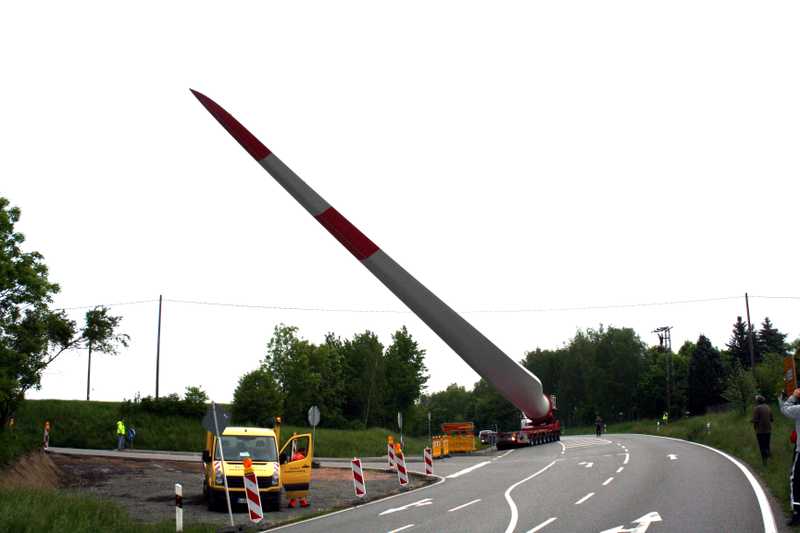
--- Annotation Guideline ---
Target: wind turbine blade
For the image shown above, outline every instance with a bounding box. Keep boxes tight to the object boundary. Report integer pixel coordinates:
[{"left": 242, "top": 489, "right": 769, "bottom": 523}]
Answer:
[{"left": 191, "top": 90, "right": 550, "bottom": 419}]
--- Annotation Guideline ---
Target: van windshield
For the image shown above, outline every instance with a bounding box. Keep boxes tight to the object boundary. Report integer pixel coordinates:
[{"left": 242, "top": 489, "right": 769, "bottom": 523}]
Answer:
[{"left": 215, "top": 435, "right": 278, "bottom": 462}]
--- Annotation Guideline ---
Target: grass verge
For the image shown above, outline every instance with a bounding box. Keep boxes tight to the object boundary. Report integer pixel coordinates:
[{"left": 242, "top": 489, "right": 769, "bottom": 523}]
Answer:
[
  {"left": 564, "top": 408, "right": 794, "bottom": 519},
  {"left": 0, "top": 488, "right": 216, "bottom": 533}
]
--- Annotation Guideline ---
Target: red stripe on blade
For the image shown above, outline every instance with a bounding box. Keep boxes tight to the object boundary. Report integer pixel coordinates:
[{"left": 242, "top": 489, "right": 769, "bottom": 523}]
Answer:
[
  {"left": 190, "top": 89, "right": 271, "bottom": 161},
  {"left": 316, "top": 208, "right": 379, "bottom": 260}
]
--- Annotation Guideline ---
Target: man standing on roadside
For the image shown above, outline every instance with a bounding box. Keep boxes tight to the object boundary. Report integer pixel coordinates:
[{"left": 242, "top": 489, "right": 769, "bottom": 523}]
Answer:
[
  {"left": 780, "top": 388, "right": 800, "bottom": 526},
  {"left": 751, "top": 395, "right": 772, "bottom": 466},
  {"left": 116, "top": 419, "right": 126, "bottom": 451}
]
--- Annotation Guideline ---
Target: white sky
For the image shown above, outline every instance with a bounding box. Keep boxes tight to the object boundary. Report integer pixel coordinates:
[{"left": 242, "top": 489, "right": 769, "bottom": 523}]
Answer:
[{"left": 2, "top": 1, "right": 798, "bottom": 404}]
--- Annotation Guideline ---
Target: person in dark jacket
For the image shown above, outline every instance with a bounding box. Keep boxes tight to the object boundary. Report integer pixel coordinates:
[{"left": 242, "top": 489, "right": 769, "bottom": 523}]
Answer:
[{"left": 751, "top": 395, "right": 772, "bottom": 466}]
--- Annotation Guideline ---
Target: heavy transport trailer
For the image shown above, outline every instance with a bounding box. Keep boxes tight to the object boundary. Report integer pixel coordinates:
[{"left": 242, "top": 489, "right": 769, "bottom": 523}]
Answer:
[
  {"left": 191, "top": 91, "right": 560, "bottom": 445},
  {"left": 495, "top": 395, "right": 561, "bottom": 450}
]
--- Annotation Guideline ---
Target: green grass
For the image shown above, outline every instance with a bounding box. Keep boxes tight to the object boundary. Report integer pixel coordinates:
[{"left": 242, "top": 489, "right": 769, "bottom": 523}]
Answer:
[
  {"left": 0, "top": 488, "right": 216, "bottom": 533},
  {"left": 2, "top": 399, "right": 433, "bottom": 465},
  {"left": 564, "top": 409, "right": 795, "bottom": 518}
]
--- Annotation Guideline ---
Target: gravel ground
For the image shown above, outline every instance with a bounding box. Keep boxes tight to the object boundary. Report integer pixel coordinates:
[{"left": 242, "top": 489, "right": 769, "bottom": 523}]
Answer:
[{"left": 50, "top": 454, "right": 433, "bottom": 530}]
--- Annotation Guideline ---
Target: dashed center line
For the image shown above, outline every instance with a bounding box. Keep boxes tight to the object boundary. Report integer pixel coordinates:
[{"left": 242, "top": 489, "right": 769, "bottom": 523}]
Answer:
[
  {"left": 575, "top": 492, "right": 595, "bottom": 505},
  {"left": 617, "top": 466, "right": 624, "bottom": 473},
  {"left": 447, "top": 499, "right": 481, "bottom": 512},
  {"left": 388, "top": 525, "right": 414, "bottom": 533},
  {"left": 602, "top": 477, "right": 614, "bottom": 486},
  {"left": 527, "top": 517, "right": 558, "bottom": 532},
  {"left": 623, "top": 453, "right": 630, "bottom": 465}
]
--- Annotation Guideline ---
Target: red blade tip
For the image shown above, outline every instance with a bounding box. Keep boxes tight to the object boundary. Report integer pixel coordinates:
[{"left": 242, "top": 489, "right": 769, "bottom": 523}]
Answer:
[{"left": 190, "top": 89, "right": 271, "bottom": 161}]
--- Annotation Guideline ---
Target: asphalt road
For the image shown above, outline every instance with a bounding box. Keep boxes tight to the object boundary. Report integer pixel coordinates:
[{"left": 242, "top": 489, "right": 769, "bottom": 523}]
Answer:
[{"left": 268, "top": 435, "right": 779, "bottom": 533}]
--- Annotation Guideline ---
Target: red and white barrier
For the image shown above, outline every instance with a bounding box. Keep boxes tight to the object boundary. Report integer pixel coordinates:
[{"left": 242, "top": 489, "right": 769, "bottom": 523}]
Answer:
[
  {"left": 351, "top": 458, "right": 366, "bottom": 497},
  {"left": 424, "top": 447, "right": 433, "bottom": 476},
  {"left": 388, "top": 443, "right": 396, "bottom": 470},
  {"left": 243, "top": 459, "right": 263, "bottom": 523},
  {"left": 396, "top": 452, "right": 409, "bottom": 486},
  {"left": 175, "top": 483, "right": 183, "bottom": 532}
]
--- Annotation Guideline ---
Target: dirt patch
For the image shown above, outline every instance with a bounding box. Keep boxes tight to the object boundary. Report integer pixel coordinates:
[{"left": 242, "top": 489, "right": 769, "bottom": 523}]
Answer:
[
  {"left": 49, "top": 453, "right": 433, "bottom": 529},
  {"left": 0, "top": 449, "right": 61, "bottom": 489}
]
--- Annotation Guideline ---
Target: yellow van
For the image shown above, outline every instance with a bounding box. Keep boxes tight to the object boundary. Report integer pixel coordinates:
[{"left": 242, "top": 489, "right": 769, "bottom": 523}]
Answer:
[{"left": 202, "top": 424, "right": 313, "bottom": 511}]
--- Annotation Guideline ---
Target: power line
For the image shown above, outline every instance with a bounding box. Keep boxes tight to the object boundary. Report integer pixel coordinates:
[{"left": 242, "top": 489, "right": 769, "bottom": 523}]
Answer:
[
  {"left": 54, "top": 299, "right": 159, "bottom": 311},
  {"left": 164, "top": 295, "right": 745, "bottom": 314},
  {"left": 48, "top": 294, "right": 798, "bottom": 315}
]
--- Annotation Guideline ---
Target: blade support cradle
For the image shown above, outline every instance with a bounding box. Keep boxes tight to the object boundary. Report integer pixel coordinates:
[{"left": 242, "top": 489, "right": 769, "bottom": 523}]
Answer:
[{"left": 191, "top": 90, "right": 550, "bottom": 419}]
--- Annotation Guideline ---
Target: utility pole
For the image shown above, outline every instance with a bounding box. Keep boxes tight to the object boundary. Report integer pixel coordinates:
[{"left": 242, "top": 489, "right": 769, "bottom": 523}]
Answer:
[
  {"left": 653, "top": 326, "right": 673, "bottom": 417},
  {"left": 156, "top": 294, "right": 162, "bottom": 399},
  {"left": 745, "top": 292, "right": 755, "bottom": 369}
]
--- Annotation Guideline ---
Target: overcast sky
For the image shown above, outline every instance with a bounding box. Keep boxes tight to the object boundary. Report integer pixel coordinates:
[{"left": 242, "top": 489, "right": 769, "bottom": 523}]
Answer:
[{"left": 3, "top": 2, "right": 798, "bottom": 405}]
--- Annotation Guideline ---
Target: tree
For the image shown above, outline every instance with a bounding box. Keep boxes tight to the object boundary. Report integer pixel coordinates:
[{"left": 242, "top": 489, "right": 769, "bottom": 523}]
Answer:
[
  {"left": 83, "top": 306, "right": 129, "bottom": 400},
  {"left": 727, "top": 316, "right": 754, "bottom": 368},
  {"left": 688, "top": 335, "right": 726, "bottom": 414},
  {"left": 231, "top": 369, "right": 284, "bottom": 427},
  {"left": 383, "top": 326, "right": 429, "bottom": 426},
  {"left": 340, "top": 331, "right": 385, "bottom": 427},
  {"left": 723, "top": 359, "right": 756, "bottom": 415},
  {"left": 757, "top": 317, "right": 787, "bottom": 357},
  {"left": 753, "top": 353, "right": 783, "bottom": 399},
  {"left": 184, "top": 385, "right": 209, "bottom": 409},
  {"left": 0, "top": 198, "right": 79, "bottom": 427}
]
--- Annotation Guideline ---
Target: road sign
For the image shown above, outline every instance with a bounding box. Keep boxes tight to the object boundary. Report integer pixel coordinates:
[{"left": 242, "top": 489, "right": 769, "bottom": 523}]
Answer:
[
  {"left": 202, "top": 404, "right": 231, "bottom": 434},
  {"left": 308, "top": 405, "right": 320, "bottom": 427},
  {"left": 397, "top": 412, "right": 403, "bottom": 430}
]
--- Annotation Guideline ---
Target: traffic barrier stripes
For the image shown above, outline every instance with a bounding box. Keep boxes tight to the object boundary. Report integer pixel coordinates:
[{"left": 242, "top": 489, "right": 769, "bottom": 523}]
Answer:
[
  {"left": 351, "top": 458, "right": 366, "bottom": 497},
  {"left": 424, "top": 447, "right": 433, "bottom": 476},
  {"left": 243, "top": 458, "right": 263, "bottom": 523},
  {"left": 396, "top": 452, "right": 409, "bottom": 486},
  {"left": 386, "top": 444, "right": 397, "bottom": 470},
  {"left": 175, "top": 483, "right": 183, "bottom": 532}
]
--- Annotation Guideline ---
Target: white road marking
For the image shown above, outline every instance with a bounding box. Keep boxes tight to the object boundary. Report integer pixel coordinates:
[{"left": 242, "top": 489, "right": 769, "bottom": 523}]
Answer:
[
  {"left": 561, "top": 436, "right": 613, "bottom": 449},
  {"left": 637, "top": 434, "right": 777, "bottom": 533},
  {"left": 623, "top": 453, "right": 630, "bottom": 465},
  {"left": 503, "top": 460, "right": 558, "bottom": 533},
  {"left": 446, "top": 461, "right": 491, "bottom": 479},
  {"left": 667, "top": 454, "right": 678, "bottom": 461},
  {"left": 575, "top": 492, "right": 594, "bottom": 505},
  {"left": 499, "top": 449, "right": 515, "bottom": 459},
  {"left": 447, "top": 498, "right": 481, "bottom": 512},
  {"left": 617, "top": 467, "right": 624, "bottom": 473},
  {"left": 527, "top": 517, "right": 558, "bottom": 532},
  {"left": 600, "top": 511, "right": 662, "bottom": 533},
  {"left": 559, "top": 441, "right": 566, "bottom": 455},
  {"left": 578, "top": 461, "right": 594, "bottom": 468},
  {"left": 387, "top": 525, "right": 414, "bottom": 533},
  {"left": 603, "top": 477, "right": 614, "bottom": 486},
  {"left": 379, "top": 498, "right": 432, "bottom": 516},
  {"left": 264, "top": 468, "right": 446, "bottom": 532}
]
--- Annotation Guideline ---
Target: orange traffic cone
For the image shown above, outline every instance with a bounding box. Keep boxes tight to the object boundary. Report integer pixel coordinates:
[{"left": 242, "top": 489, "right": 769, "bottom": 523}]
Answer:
[
  {"left": 300, "top": 497, "right": 309, "bottom": 508},
  {"left": 288, "top": 498, "right": 297, "bottom": 508}
]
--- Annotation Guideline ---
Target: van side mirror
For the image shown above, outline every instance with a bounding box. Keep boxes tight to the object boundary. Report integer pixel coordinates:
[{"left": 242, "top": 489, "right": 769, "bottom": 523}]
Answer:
[{"left": 202, "top": 450, "right": 211, "bottom": 463}]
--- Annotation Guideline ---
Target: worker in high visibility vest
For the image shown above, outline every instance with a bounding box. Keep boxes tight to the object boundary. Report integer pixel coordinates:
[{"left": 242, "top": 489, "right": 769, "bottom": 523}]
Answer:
[
  {"left": 116, "top": 419, "right": 126, "bottom": 450},
  {"left": 288, "top": 444, "right": 310, "bottom": 509}
]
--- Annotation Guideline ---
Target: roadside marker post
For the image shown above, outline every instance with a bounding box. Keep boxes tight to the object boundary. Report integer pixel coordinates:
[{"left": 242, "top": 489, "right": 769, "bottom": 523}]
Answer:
[
  {"left": 351, "top": 458, "right": 366, "bottom": 498},
  {"left": 395, "top": 444, "right": 409, "bottom": 487},
  {"left": 424, "top": 447, "right": 433, "bottom": 476},
  {"left": 243, "top": 458, "right": 263, "bottom": 523},
  {"left": 175, "top": 483, "right": 183, "bottom": 532}
]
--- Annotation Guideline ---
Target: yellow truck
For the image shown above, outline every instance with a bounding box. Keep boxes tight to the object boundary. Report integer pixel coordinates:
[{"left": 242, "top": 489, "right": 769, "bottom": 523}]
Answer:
[{"left": 202, "top": 420, "right": 313, "bottom": 512}]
